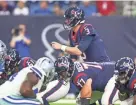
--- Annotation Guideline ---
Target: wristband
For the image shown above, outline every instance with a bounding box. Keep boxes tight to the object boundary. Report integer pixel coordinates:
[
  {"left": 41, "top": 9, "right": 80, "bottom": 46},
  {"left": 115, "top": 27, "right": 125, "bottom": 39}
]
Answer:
[
  {"left": 80, "top": 98, "right": 90, "bottom": 105},
  {"left": 61, "top": 45, "right": 67, "bottom": 52}
]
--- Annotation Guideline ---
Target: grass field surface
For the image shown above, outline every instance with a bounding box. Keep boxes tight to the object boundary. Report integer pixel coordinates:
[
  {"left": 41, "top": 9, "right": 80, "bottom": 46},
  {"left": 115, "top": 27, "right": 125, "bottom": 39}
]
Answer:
[{"left": 50, "top": 91, "right": 120, "bottom": 105}]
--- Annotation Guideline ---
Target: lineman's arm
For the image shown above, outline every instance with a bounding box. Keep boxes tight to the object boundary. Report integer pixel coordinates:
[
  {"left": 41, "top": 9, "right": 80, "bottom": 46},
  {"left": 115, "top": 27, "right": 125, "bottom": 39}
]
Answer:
[{"left": 80, "top": 78, "right": 92, "bottom": 105}]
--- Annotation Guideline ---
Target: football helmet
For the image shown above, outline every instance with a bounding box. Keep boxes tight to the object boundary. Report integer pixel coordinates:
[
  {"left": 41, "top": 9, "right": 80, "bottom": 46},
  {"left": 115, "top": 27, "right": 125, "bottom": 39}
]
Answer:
[
  {"left": 63, "top": 6, "right": 85, "bottom": 30},
  {"left": 34, "top": 57, "right": 55, "bottom": 84},
  {"left": 5, "top": 49, "right": 21, "bottom": 76},
  {"left": 115, "top": 57, "right": 135, "bottom": 84},
  {"left": 54, "top": 56, "right": 74, "bottom": 82},
  {"left": 0, "top": 40, "right": 7, "bottom": 61},
  {"left": 19, "top": 57, "right": 36, "bottom": 68}
]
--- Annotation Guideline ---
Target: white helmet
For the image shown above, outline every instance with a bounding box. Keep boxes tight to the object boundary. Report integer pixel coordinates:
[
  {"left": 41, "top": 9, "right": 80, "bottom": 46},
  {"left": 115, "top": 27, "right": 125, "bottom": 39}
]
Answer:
[
  {"left": 34, "top": 57, "right": 55, "bottom": 83},
  {"left": 0, "top": 40, "right": 7, "bottom": 61}
]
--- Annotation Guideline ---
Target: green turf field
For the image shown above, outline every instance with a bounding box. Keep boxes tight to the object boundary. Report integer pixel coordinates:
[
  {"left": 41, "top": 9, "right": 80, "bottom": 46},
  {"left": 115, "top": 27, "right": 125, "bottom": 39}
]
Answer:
[
  {"left": 49, "top": 91, "right": 120, "bottom": 105},
  {"left": 50, "top": 103, "right": 120, "bottom": 105}
]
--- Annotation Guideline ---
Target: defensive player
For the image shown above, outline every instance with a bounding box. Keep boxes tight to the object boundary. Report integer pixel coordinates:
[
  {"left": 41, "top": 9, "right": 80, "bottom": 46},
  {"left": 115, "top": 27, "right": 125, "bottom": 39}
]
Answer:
[
  {"left": 0, "top": 57, "right": 55, "bottom": 105},
  {"left": 51, "top": 6, "right": 110, "bottom": 62},
  {"left": 54, "top": 56, "right": 119, "bottom": 105},
  {"left": 114, "top": 57, "right": 136, "bottom": 105}
]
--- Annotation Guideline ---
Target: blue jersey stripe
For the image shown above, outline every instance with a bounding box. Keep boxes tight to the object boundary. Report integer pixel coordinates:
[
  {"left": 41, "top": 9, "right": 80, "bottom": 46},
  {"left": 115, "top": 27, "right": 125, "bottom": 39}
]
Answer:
[
  {"left": 30, "top": 67, "right": 42, "bottom": 79},
  {"left": 3, "top": 96, "right": 41, "bottom": 105},
  {"left": 109, "top": 86, "right": 117, "bottom": 104}
]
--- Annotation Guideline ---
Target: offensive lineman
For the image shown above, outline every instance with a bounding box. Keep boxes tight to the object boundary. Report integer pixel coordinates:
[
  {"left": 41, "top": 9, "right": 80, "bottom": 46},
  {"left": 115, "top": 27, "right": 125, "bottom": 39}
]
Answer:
[
  {"left": 0, "top": 48, "right": 36, "bottom": 85},
  {"left": 5, "top": 49, "right": 36, "bottom": 79},
  {"left": 54, "top": 56, "right": 117, "bottom": 105},
  {"left": 0, "top": 57, "right": 55, "bottom": 105},
  {"left": 113, "top": 57, "right": 136, "bottom": 105},
  {"left": 0, "top": 40, "right": 7, "bottom": 85}
]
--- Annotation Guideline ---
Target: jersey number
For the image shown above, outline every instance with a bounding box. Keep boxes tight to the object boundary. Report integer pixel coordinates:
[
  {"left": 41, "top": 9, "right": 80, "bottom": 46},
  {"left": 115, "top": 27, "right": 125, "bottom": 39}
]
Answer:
[{"left": 77, "top": 78, "right": 86, "bottom": 88}]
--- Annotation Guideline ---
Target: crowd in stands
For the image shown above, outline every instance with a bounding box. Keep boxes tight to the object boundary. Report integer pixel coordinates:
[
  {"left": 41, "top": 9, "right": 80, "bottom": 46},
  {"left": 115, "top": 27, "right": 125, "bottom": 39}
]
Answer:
[{"left": 0, "top": 1, "right": 136, "bottom": 17}]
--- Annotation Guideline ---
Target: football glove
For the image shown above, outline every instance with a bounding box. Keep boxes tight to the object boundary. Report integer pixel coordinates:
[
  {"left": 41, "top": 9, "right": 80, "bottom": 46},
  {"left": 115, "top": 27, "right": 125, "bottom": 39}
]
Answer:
[{"left": 118, "top": 91, "right": 129, "bottom": 101}]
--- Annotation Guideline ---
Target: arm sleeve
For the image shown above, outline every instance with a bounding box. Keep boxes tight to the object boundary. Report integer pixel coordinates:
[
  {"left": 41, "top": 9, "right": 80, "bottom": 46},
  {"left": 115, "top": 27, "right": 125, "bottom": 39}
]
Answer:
[
  {"left": 73, "top": 72, "right": 89, "bottom": 89},
  {"left": 78, "top": 25, "right": 95, "bottom": 52},
  {"left": 128, "top": 76, "right": 136, "bottom": 95}
]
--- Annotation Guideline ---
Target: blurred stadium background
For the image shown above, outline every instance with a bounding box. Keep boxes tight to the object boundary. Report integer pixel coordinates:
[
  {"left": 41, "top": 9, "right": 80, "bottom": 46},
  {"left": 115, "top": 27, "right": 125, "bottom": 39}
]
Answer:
[{"left": 0, "top": 0, "right": 136, "bottom": 105}]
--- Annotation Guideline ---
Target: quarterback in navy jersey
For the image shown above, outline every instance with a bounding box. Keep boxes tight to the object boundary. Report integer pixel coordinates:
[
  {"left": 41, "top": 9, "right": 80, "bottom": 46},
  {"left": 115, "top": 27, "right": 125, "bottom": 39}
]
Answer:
[
  {"left": 54, "top": 56, "right": 117, "bottom": 105},
  {"left": 51, "top": 6, "right": 110, "bottom": 62}
]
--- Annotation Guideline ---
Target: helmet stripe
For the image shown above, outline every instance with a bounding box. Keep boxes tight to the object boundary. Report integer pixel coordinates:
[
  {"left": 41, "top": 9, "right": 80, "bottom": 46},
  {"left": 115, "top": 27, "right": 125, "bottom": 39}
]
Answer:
[{"left": 30, "top": 67, "right": 42, "bottom": 79}]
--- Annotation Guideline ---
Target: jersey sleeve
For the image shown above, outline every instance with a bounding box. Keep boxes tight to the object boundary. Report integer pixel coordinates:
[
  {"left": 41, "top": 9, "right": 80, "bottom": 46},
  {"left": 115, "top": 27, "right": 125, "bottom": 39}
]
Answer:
[
  {"left": 73, "top": 72, "right": 88, "bottom": 89},
  {"left": 82, "top": 24, "right": 96, "bottom": 36},
  {"left": 78, "top": 25, "right": 95, "bottom": 52},
  {"left": 128, "top": 73, "right": 136, "bottom": 95},
  {"left": 73, "top": 62, "right": 89, "bottom": 89}
]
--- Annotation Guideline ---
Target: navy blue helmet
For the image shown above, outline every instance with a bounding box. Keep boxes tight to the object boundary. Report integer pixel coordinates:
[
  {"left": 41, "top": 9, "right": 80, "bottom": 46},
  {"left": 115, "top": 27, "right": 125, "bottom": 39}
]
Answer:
[
  {"left": 54, "top": 56, "right": 74, "bottom": 82},
  {"left": 5, "top": 49, "right": 21, "bottom": 76},
  {"left": 115, "top": 57, "right": 135, "bottom": 84},
  {"left": 63, "top": 6, "right": 85, "bottom": 30}
]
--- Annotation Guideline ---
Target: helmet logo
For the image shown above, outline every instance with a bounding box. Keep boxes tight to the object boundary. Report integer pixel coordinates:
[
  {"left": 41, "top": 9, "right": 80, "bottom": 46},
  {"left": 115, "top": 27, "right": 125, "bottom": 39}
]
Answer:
[{"left": 71, "top": 10, "right": 76, "bottom": 15}]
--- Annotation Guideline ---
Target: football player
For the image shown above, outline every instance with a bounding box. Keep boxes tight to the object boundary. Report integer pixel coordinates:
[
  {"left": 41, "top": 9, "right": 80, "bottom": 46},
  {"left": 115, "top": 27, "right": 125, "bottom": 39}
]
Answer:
[
  {"left": 51, "top": 6, "right": 110, "bottom": 62},
  {"left": 1, "top": 49, "right": 70, "bottom": 104},
  {"left": 0, "top": 40, "right": 7, "bottom": 85},
  {"left": 54, "top": 56, "right": 119, "bottom": 105},
  {"left": 0, "top": 57, "right": 55, "bottom": 105},
  {"left": 113, "top": 57, "right": 136, "bottom": 105},
  {"left": 0, "top": 48, "right": 36, "bottom": 85},
  {"left": 51, "top": 7, "right": 110, "bottom": 104},
  {"left": 5, "top": 48, "right": 36, "bottom": 79}
]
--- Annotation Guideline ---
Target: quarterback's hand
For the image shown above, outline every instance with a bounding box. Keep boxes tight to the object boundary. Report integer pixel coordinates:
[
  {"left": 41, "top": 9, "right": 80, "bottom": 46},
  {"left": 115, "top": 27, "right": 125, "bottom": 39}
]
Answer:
[{"left": 51, "top": 42, "right": 62, "bottom": 50}]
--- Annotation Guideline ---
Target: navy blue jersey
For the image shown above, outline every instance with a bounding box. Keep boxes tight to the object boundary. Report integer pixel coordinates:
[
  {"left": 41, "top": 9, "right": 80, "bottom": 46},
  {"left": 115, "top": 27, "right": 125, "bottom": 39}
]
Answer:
[
  {"left": 69, "top": 23, "right": 110, "bottom": 62},
  {"left": 127, "top": 72, "right": 136, "bottom": 95},
  {"left": 72, "top": 62, "right": 115, "bottom": 91}
]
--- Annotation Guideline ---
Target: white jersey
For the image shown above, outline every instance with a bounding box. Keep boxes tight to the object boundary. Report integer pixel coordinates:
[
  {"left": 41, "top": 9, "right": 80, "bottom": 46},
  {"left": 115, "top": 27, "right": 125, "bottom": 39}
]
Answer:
[{"left": 0, "top": 66, "right": 45, "bottom": 98}]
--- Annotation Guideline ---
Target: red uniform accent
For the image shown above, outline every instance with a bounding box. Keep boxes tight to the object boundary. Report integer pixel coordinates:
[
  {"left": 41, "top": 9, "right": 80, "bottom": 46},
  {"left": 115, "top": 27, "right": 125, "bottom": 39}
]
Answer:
[
  {"left": 23, "top": 57, "right": 29, "bottom": 68},
  {"left": 130, "top": 79, "right": 136, "bottom": 89},
  {"left": 74, "top": 72, "right": 87, "bottom": 84}
]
